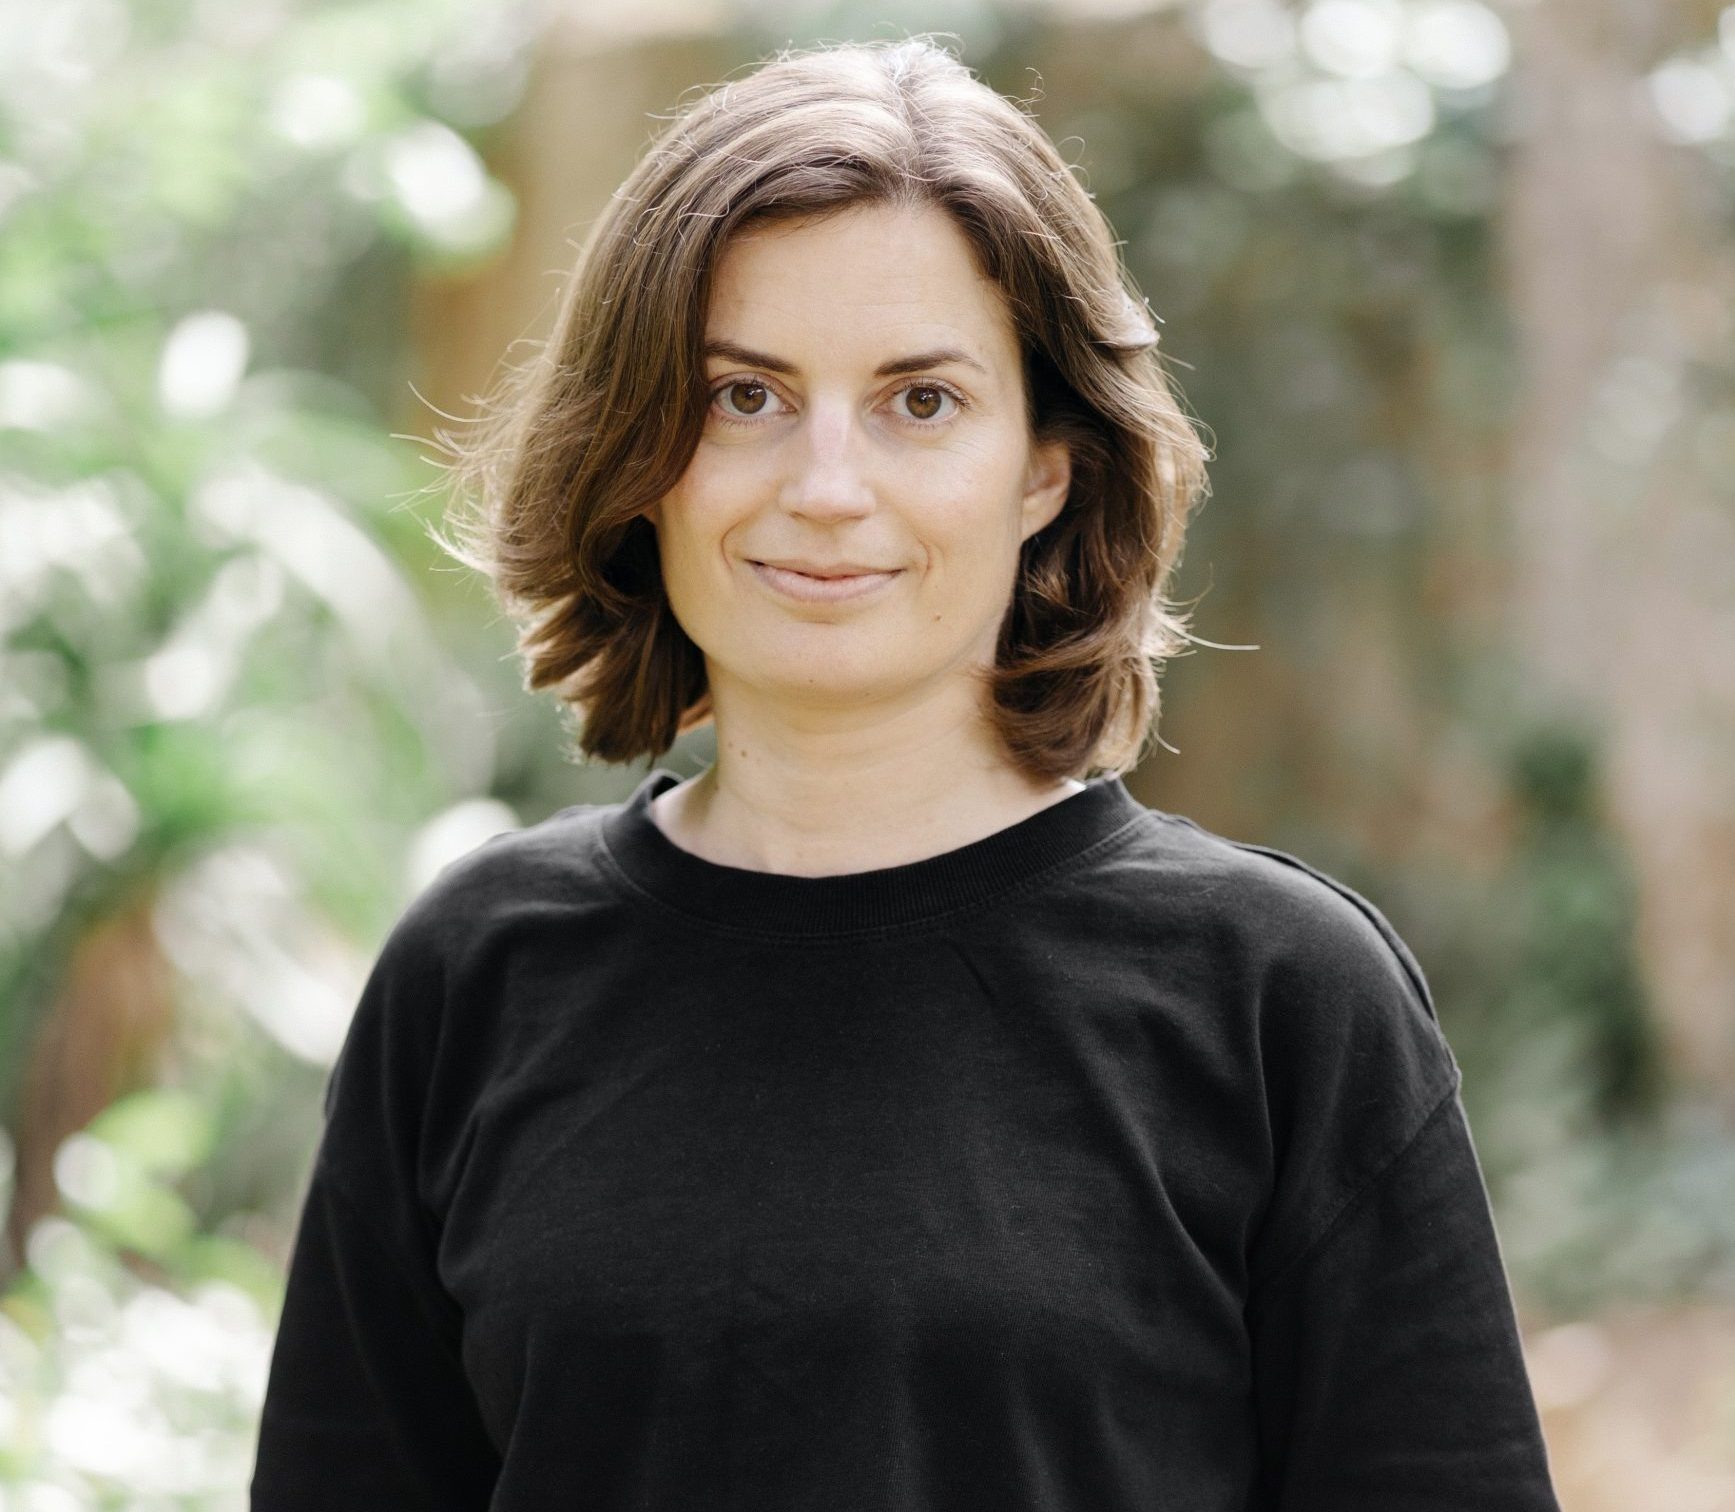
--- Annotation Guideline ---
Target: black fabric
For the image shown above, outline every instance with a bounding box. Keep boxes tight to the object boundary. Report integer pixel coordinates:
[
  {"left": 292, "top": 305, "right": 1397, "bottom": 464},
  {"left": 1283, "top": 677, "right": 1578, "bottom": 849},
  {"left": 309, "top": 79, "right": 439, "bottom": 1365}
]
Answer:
[{"left": 251, "top": 767, "right": 1562, "bottom": 1511}]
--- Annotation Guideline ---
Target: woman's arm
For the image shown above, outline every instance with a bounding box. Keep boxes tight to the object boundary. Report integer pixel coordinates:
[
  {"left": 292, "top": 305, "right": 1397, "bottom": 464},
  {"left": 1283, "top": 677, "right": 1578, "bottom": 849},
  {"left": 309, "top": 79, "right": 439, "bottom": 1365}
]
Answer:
[
  {"left": 250, "top": 1154, "right": 502, "bottom": 1509},
  {"left": 251, "top": 882, "right": 502, "bottom": 1509},
  {"left": 1246, "top": 1082, "right": 1562, "bottom": 1511}
]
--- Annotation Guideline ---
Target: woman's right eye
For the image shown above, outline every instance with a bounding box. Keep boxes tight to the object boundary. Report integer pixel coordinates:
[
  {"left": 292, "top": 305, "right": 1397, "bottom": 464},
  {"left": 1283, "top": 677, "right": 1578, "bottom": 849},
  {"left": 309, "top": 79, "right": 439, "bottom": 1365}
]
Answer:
[{"left": 709, "top": 379, "right": 787, "bottom": 426}]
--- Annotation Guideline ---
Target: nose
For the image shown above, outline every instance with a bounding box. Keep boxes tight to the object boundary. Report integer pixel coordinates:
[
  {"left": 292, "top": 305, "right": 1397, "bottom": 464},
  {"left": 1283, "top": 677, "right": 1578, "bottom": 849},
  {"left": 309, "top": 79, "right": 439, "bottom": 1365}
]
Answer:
[{"left": 778, "top": 393, "right": 875, "bottom": 519}]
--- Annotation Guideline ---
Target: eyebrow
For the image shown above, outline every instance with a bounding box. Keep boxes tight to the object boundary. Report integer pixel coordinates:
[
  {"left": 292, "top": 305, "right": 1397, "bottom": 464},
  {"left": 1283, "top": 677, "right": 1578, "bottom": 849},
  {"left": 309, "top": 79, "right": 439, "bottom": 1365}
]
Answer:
[{"left": 701, "top": 338, "right": 989, "bottom": 379}]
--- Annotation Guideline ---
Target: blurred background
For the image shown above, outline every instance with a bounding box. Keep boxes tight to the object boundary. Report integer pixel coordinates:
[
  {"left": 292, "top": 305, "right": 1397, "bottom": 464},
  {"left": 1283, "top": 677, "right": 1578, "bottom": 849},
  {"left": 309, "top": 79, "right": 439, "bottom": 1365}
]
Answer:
[{"left": 1, "top": 0, "right": 1733, "bottom": 1505}]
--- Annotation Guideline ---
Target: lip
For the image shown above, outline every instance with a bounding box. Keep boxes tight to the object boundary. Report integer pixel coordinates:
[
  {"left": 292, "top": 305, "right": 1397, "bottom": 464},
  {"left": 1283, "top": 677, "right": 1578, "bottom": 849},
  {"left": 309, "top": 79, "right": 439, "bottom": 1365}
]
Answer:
[{"left": 748, "top": 560, "right": 903, "bottom": 603}]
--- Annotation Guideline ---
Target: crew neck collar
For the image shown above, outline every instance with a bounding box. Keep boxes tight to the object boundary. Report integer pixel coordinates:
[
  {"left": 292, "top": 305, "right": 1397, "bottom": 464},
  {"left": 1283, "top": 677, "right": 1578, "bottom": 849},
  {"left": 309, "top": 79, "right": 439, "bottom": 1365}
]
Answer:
[{"left": 597, "top": 767, "right": 1148, "bottom": 937}]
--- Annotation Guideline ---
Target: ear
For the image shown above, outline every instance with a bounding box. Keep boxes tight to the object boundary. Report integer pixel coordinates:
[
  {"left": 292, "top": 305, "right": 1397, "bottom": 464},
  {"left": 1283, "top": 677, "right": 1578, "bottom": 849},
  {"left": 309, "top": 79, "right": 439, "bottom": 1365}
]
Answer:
[{"left": 1019, "top": 435, "right": 1071, "bottom": 542}]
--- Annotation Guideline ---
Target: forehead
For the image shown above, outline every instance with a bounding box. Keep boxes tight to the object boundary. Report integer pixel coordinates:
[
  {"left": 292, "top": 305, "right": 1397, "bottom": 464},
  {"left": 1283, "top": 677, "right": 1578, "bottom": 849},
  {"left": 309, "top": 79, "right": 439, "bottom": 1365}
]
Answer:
[{"left": 704, "top": 202, "right": 1020, "bottom": 366}]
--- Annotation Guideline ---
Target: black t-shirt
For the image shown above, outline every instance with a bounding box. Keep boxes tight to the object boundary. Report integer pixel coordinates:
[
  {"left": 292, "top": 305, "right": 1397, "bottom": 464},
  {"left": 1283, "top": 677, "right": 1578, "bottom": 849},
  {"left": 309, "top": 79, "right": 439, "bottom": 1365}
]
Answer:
[{"left": 250, "top": 768, "right": 1562, "bottom": 1511}]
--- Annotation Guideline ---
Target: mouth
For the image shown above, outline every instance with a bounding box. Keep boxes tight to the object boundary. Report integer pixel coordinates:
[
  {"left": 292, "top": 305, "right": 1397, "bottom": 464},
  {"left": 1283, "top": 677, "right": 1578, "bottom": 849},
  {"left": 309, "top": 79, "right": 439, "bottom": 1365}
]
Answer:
[{"left": 747, "top": 560, "right": 903, "bottom": 603}]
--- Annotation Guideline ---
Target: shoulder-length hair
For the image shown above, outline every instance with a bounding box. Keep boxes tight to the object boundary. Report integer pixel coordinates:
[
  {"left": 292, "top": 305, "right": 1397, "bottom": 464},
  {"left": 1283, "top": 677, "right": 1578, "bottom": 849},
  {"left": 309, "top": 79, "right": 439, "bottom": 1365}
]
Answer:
[{"left": 429, "top": 35, "right": 1213, "bottom": 784}]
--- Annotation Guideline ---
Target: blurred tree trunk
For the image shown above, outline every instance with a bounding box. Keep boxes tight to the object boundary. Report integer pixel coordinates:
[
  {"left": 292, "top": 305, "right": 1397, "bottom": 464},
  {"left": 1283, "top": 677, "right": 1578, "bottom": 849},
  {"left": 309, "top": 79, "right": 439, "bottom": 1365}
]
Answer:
[
  {"left": 2, "top": 892, "right": 175, "bottom": 1287},
  {"left": 401, "top": 19, "right": 733, "bottom": 446},
  {"left": 1499, "top": 0, "right": 1735, "bottom": 1093}
]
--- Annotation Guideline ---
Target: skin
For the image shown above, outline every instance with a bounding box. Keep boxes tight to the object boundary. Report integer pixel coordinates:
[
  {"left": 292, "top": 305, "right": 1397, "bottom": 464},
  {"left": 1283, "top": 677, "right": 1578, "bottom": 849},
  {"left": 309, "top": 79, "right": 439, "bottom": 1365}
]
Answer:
[{"left": 642, "top": 200, "right": 1085, "bottom": 878}]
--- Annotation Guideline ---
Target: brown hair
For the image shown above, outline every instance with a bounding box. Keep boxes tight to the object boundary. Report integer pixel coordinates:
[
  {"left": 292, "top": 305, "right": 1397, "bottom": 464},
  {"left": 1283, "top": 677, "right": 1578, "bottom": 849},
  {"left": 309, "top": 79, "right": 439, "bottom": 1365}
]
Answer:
[{"left": 427, "top": 35, "right": 1213, "bottom": 783}]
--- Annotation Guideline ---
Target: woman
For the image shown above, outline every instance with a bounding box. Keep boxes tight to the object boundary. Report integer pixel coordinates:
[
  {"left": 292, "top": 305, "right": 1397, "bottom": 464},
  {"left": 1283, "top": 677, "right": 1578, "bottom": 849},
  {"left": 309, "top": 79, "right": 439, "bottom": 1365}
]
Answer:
[{"left": 250, "top": 36, "right": 1562, "bottom": 1512}]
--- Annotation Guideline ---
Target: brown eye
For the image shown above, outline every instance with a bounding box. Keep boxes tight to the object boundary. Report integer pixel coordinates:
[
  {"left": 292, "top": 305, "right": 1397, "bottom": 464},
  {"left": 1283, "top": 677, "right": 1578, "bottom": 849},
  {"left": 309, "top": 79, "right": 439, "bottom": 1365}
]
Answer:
[
  {"left": 720, "top": 381, "right": 769, "bottom": 417},
  {"left": 903, "top": 385, "right": 945, "bottom": 422}
]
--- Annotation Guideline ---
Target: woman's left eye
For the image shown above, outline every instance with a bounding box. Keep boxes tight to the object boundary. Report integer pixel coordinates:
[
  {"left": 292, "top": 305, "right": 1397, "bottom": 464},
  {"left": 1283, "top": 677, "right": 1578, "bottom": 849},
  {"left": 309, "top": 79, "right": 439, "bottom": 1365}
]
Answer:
[
  {"left": 891, "top": 382, "right": 964, "bottom": 423},
  {"left": 707, "top": 377, "right": 967, "bottom": 428}
]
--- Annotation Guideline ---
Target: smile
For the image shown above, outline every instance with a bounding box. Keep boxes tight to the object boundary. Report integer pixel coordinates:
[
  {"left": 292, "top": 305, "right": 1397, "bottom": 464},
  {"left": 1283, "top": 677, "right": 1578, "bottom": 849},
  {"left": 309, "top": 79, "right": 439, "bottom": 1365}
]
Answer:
[{"left": 748, "top": 560, "right": 903, "bottom": 603}]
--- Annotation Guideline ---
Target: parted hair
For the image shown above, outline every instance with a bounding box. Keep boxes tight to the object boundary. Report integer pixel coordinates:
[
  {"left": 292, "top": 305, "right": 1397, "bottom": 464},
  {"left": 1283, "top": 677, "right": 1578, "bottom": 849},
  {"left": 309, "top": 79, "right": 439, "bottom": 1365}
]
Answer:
[{"left": 428, "top": 34, "right": 1213, "bottom": 784}]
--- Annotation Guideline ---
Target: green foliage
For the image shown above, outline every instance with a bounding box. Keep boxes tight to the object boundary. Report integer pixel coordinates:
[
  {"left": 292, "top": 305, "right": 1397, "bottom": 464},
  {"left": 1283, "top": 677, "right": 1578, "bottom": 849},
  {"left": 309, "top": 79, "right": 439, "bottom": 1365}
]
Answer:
[
  {"left": 0, "top": 0, "right": 537, "bottom": 1501},
  {"left": 1443, "top": 706, "right": 1703, "bottom": 1316}
]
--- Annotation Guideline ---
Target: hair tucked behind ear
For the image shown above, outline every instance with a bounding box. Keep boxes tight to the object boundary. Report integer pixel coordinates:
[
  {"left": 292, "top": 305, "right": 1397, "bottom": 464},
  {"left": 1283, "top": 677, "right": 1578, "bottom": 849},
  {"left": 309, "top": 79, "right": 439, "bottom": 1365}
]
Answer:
[{"left": 423, "top": 34, "right": 1213, "bottom": 783}]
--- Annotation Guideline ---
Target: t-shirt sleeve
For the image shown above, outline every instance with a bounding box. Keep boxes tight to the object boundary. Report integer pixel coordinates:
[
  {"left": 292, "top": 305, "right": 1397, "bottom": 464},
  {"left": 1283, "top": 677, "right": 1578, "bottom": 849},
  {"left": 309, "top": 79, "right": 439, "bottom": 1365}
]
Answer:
[
  {"left": 1246, "top": 1082, "right": 1562, "bottom": 1510},
  {"left": 1239, "top": 856, "right": 1561, "bottom": 1511},
  {"left": 250, "top": 897, "right": 501, "bottom": 1510}
]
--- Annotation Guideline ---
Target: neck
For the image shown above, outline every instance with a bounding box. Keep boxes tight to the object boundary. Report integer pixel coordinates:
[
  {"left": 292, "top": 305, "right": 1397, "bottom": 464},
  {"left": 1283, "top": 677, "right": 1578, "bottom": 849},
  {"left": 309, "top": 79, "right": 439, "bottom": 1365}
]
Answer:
[{"left": 654, "top": 728, "right": 1085, "bottom": 879}]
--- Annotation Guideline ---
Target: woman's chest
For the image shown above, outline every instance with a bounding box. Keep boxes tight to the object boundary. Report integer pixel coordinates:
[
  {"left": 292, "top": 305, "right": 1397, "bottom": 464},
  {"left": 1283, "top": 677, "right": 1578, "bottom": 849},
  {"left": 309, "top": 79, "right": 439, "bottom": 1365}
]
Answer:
[{"left": 432, "top": 938, "right": 1266, "bottom": 1444}]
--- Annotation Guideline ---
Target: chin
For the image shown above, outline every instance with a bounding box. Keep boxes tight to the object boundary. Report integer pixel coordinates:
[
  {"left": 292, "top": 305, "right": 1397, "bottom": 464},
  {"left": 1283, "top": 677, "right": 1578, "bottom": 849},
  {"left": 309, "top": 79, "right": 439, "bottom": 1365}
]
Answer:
[{"left": 749, "top": 654, "right": 913, "bottom": 703}]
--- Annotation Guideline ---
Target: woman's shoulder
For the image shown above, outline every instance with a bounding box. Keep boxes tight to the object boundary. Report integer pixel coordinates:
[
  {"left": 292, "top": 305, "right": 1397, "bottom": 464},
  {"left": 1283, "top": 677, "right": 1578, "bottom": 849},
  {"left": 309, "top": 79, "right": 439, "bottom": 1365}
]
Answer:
[
  {"left": 1126, "top": 807, "right": 1439, "bottom": 1028},
  {"left": 384, "top": 798, "right": 628, "bottom": 952}
]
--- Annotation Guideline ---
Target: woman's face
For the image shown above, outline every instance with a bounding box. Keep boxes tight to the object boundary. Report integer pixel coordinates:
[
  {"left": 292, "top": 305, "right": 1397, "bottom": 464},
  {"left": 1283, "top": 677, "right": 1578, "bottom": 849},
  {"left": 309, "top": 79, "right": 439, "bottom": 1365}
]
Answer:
[{"left": 645, "top": 201, "right": 1071, "bottom": 719}]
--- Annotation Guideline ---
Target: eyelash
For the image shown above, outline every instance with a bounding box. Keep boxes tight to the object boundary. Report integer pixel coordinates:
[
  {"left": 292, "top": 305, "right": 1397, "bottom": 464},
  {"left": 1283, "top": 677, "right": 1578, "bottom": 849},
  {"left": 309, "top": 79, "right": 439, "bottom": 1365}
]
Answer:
[{"left": 706, "top": 374, "right": 971, "bottom": 431}]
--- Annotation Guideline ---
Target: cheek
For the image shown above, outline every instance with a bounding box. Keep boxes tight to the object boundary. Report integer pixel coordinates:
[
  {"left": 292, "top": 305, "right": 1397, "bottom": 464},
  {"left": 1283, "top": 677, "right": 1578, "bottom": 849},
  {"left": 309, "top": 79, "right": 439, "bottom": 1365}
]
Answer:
[
  {"left": 654, "top": 483, "right": 736, "bottom": 569},
  {"left": 655, "top": 517, "right": 759, "bottom": 645},
  {"left": 916, "top": 489, "right": 1025, "bottom": 577}
]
